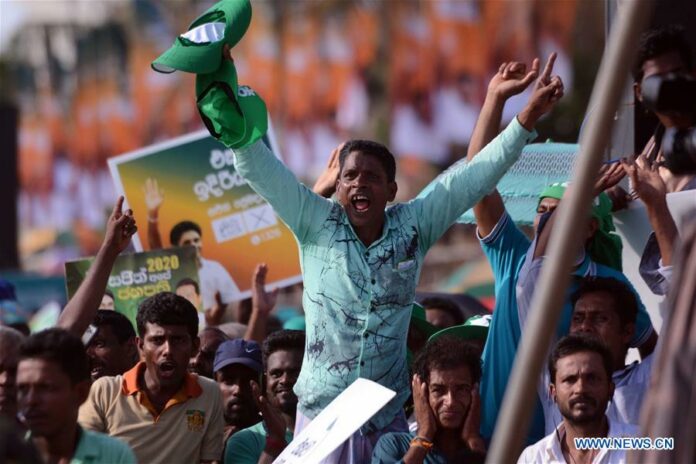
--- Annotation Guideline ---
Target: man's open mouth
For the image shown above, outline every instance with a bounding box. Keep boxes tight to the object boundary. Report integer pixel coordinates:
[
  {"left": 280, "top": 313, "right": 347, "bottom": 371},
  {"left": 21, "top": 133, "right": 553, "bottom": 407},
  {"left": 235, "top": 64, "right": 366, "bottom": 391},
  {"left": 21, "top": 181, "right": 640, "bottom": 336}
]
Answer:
[
  {"left": 351, "top": 194, "right": 371, "bottom": 213},
  {"left": 159, "top": 361, "right": 177, "bottom": 376}
]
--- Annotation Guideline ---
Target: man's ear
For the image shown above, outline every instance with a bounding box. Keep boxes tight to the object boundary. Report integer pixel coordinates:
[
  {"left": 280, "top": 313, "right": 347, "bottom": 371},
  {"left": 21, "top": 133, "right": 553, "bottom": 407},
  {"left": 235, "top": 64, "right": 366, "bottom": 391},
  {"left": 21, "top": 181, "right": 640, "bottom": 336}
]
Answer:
[
  {"left": 608, "top": 381, "right": 615, "bottom": 401},
  {"left": 388, "top": 181, "right": 398, "bottom": 202},
  {"left": 634, "top": 81, "right": 643, "bottom": 103},
  {"left": 549, "top": 383, "right": 557, "bottom": 403},
  {"left": 126, "top": 338, "right": 139, "bottom": 361},
  {"left": 622, "top": 322, "right": 636, "bottom": 347},
  {"left": 587, "top": 217, "right": 599, "bottom": 242},
  {"left": 75, "top": 379, "right": 91, "bottom": 406},
  {"left": 192, "top": 336, "right": 201, "bottom": 356},
  {"left": 136, "top": 336, "right": 144, "bottom": 355}
]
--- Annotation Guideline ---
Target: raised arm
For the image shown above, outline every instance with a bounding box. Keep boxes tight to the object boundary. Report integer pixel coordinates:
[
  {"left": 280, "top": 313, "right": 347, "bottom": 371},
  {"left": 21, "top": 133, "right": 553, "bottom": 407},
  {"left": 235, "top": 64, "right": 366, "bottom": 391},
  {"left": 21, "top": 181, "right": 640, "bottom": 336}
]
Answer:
[
  {"left": 58, "top": 197, "right": 137, "bottom": 336},
  {"left": 623, "top": 155, "right": 678, "bottom": 266},
  {"left": 312, "top": 143, "right": 342, "bottom": 198},
  {"left": 469, "top": 58, "right": 542, "bottom": 237},
  {"left": 143, "top": 178, "right": 164, "bottom": 249},
  {"left": 243, "top": 263, "right": 278, "bottom": 344},
  {"left": 233, "top": 140, "right": 332, "bottom": 242},
  {"left": 414, "top": 57, "right": 564, "bottom": 250}
]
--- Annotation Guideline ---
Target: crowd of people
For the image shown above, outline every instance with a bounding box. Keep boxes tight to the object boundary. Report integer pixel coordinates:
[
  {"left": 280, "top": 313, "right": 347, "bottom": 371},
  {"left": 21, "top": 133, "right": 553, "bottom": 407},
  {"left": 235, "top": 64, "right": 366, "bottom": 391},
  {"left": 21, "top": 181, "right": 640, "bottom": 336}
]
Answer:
[
  {"left": 1, "top": 21, "right": 694, "bottom": 464},
  {"left": 12, "top": 0, "right": 582, "bottom": 273}
]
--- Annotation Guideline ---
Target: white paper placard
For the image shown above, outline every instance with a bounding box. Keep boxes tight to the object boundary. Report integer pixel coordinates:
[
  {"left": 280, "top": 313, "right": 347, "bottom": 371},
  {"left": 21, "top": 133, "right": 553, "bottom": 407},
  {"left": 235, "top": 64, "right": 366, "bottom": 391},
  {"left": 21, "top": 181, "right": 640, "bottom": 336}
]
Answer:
[{"left": 273, "top": 378, "right": 396, "bottom": 464}]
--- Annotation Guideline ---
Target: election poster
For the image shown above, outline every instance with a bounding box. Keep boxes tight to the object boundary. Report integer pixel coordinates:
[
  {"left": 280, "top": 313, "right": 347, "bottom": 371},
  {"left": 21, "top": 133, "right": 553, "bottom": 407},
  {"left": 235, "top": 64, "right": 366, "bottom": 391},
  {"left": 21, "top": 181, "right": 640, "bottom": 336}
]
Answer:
[
  {"left": 107, "top": 123, "right": 302, "bottom": 303},
  {"left": 65, "top": 246, "right": 200, "bottom": 328}
]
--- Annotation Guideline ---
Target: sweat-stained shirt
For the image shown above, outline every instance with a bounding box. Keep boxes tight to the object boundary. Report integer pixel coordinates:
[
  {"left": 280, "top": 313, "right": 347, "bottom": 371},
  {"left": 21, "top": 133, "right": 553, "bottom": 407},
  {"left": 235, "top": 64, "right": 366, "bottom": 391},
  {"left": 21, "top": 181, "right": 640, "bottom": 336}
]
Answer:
[{"left": 232, "top": 118, "right": 537, "bottom": 432}]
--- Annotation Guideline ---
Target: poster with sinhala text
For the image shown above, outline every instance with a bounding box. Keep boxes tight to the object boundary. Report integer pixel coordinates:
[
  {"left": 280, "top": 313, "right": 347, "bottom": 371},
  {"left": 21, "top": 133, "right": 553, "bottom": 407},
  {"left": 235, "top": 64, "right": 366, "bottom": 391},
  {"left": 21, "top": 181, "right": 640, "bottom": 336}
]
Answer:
[{"left": 107, "top": 127, "right": 302, "bottom": 307}]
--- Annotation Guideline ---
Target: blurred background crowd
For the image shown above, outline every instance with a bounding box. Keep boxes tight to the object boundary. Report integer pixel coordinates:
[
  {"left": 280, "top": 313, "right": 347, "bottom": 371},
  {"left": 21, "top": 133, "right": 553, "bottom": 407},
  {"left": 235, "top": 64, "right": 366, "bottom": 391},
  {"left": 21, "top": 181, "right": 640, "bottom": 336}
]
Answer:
[{"left": 1, "top": 0, "right": 599, "bottom": 276}]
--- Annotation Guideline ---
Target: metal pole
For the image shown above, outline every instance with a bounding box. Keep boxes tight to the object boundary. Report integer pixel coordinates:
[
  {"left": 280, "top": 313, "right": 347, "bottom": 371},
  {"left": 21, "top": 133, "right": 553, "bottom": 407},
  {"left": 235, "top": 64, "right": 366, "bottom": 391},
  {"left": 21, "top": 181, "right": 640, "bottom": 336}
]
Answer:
[{"left": 485, "top": 1, "right": 655, "bottom": 462}]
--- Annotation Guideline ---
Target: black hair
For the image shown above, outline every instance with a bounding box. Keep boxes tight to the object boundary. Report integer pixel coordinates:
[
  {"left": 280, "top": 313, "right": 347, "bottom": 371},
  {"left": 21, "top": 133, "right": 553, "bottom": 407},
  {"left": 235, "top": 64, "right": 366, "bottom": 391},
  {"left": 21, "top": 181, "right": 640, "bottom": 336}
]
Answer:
[
  {"left": 413, "top": 335, "right": 482, "bottom": 384},
  {"left": 633, "top": 25, "right": 693, "bottom": 82},
  {"left": 421, "top": 296, "right": 465, "bottom": 326},
  {"left": 570, "top": 277, "right": 638, "bottom": 327},
  {"left": 176, "top": 278, "right": 200, "bottom": 295},
  {"left": 19, "top": 328, "right": 90, "bottom": 385},
  {"left": 262, "top": 330, "right": 305, "bottom": 368},
  {"left": 339, "top": 140, "right": 397, "bottom": 183},
  {"left": 103, "top": 289, "right": 114, "bottom": 300},
  {"left": 92, "top": 310, "right": 136, "bottom": 343},
  {"left": 136, "top": 292, "right": 198, "bottom": 339},
  {"left": 170, "top": 220, "right": 202, "bottom": 247},
  {"left": 548, "top": 334, "right": 614, "bottom": 384}
]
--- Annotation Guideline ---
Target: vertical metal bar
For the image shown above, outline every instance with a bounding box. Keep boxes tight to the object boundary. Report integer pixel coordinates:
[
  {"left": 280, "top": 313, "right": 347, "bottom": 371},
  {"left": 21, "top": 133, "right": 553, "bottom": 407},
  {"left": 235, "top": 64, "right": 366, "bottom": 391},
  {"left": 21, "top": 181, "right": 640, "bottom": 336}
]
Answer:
[{"left": 485, "top": 1, "right": 655, "bottom": 462}]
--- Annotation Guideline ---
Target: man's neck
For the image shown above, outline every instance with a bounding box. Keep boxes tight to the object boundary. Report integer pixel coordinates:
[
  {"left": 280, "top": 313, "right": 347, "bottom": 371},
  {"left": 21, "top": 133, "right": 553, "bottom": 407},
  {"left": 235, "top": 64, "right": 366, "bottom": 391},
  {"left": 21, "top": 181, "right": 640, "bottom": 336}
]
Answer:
[
  {"left": 562, "top": 416, "right": 609, "bottom": 464},
  {"left": 282, "top": 412, "right": 295, "bottom": 432},
  {"left": 33, "top": 424, "right": 80, "bottom": 464},
  {"left": 435, "top": 429, "right": 466, "bottom": 457},
  {"left": 142, "top": 367, "right": 183, "bottom": 412},
  {"left": 353, "top": 218, "right": 385, "bottom": 248}
]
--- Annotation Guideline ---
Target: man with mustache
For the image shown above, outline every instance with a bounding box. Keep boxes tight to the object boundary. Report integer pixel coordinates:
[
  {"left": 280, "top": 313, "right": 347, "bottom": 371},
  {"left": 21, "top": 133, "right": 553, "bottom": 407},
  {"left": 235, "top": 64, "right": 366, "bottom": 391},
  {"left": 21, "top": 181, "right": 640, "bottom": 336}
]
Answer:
[
  {"left": 372, "top": 336, "right": 485, "bottom": 463},
  {"left": 190, "top": 327, "right": 230, "bottom": 379},
  {"left": 539, "top": 277, "right": 654, "bottom": 434},
  {"left": 518, "top": 334, "right": 637, "bottom": 464},
  {"left": 17, "top": 328, "right": 135, "bottom": 463},
  {"left": 79, "top": 292, "right": 224, "bottom": 463},
  {"left": 224, "top": 330, "right": 305, "bottom": 463},
  {"left": 231, "top": 49, "right": 563, "bottom": 461},
  {"left": 84, "top": 310, "right": 139, "bottom": 381},
  {"left": 214, "top": 339, "right": 262, "bottom": 443}
]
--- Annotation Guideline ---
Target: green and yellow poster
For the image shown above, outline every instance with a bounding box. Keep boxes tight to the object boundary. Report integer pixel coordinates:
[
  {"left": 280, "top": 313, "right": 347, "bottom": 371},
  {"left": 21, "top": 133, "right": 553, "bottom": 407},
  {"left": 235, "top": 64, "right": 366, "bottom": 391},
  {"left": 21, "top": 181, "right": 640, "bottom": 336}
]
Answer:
[
  {"left": 65, "top": 247, "right": 200, "bottom": 327},
  {"left": 107, "top": 127, "right": 302, "bottom": 303}
]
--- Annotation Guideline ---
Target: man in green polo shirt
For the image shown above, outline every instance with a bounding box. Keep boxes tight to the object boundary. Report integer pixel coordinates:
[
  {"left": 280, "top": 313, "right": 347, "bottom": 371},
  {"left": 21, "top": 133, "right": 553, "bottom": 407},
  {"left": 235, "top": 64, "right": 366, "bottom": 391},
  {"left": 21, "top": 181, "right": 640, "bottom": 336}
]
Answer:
[{"left": 17, "top": 328, "right": 135, "bottom": 464}]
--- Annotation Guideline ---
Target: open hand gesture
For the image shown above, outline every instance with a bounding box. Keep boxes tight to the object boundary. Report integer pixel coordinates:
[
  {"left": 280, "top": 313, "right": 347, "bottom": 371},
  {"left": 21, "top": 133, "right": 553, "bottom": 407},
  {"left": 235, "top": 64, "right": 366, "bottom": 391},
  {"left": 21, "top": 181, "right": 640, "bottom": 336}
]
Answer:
[
  {"left": 143, "top": 178, "right": 164, "bottom": 215},
  {"left": 593, "top": 161, "right": 626, "bottom": 198},
  {"left": 252, "top": 263, "right": 279, "bottom": 317},
  {"left": 103, "top": 196, "right": 137, "bottom": 256},
  {"left": 251, "top": 380, "right": 287, "bottom": 441},
  {"left": 622, "top": 154, "right": 667, "bottom": 207},
  {"left": 412, "top": 374, "right": 437, "bottom": 441},
  {"left": 487, "top": 59, "right": 540, "bottom": 100},
  {"left": 461, "top": 385, "right": 486, "bottom": 455},
  {"left": 313, "top": 143, "right": 343, "bottom": 198}
]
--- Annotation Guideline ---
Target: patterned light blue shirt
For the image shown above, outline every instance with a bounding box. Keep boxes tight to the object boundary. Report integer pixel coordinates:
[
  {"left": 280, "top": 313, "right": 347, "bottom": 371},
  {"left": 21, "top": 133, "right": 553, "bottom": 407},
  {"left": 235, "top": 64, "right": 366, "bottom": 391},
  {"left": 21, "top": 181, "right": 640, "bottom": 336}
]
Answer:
[{"left": 233, "top": 119, "right": 536, "bottom": 431}]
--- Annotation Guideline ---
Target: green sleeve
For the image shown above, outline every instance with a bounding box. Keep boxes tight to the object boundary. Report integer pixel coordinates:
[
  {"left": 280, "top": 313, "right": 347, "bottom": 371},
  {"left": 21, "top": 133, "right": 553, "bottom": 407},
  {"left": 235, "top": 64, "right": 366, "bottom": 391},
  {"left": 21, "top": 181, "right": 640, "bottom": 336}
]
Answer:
[
  {"left": 233, "top": 140, "right": 333, "bottom": 242},
  {"left": 412, "top": 117, "right": 536, "bottom": 251}
]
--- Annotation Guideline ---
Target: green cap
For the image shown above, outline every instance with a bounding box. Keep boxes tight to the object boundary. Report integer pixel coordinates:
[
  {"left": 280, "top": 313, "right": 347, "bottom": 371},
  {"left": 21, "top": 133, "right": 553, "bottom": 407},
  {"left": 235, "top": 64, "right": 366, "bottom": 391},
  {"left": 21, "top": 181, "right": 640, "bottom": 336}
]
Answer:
[
  {"left": 196, "top": 60, "right": 268, "bottom": 149},
  {"left": 152, "top": 0, "right": 252, "bottom": 74},
  {"left": 428, "top": 314, "right": 492, "bottom": 343},
  {"left": 283, "top": 316, "right": 306, "bottom": 331},
  {"left": 410, "top": 303, "right": 438, "bottom": 339}
]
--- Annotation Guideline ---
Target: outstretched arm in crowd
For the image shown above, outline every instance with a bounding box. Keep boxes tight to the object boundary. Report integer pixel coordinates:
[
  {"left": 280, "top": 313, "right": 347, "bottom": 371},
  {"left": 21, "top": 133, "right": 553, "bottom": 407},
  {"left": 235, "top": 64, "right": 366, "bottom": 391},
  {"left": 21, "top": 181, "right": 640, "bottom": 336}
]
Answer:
[
  {"left": 244, "top": 263, "right": 279, "bottom": 344},
  {"left": 467, "top": 56, "right": 545, "bottom": 236},
  {"left": 143, "top": 178, "right": 164, "bottom": 250},
  {"left": 58, "top": 197, "right": 137, "bottom": 336}
]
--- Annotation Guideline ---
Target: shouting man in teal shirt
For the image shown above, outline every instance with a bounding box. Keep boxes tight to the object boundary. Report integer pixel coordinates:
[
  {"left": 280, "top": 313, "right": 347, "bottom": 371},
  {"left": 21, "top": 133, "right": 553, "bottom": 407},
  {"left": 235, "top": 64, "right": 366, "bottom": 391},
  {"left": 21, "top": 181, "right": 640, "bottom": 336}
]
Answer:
[{"left": 231, "top": 59, "right": 561, "bottom": 463}]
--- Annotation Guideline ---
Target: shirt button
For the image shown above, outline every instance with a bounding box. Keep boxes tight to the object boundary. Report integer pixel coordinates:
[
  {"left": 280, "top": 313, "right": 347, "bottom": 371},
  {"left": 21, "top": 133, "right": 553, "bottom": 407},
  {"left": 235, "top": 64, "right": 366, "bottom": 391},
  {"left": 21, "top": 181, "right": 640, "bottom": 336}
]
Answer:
[
  {"left": 360, "top": 361, "right": 365, "bottom": 366},
  {"left": 363, "top": 332, "right": 369, "bottom": 338},
  {"left": 365, "top": 251, "right": 370, "bottom": 257},
  {"left": 371, "top": 279, "right": 376, "bottom": 285}
]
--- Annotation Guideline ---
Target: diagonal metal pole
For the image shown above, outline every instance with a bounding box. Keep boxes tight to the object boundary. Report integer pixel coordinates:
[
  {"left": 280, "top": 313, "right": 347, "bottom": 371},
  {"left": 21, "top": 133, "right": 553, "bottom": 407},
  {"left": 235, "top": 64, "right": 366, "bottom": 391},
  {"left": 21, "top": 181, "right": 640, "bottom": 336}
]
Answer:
[{"left": 485, "top": 1, "right": 655, "bottom": 462}]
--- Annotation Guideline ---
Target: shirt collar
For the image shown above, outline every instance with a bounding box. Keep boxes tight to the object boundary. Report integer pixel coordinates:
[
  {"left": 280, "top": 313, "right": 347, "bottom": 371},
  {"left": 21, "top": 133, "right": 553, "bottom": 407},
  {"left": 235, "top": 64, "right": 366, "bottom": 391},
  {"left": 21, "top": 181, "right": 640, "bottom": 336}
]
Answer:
[{"left": 121, "top": 361, "right": 202, "bottom": 398}]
